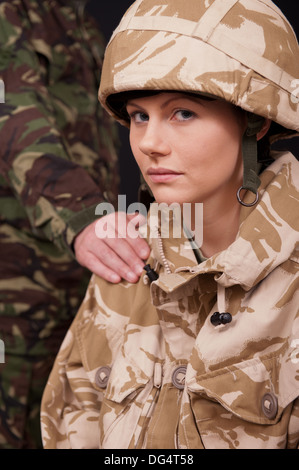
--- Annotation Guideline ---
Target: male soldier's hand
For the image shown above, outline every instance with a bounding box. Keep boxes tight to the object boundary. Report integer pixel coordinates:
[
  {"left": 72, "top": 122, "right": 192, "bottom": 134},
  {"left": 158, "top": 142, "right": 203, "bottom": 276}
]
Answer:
[{"left": 74, "top": 212, "right": 150, "bottom": 283}]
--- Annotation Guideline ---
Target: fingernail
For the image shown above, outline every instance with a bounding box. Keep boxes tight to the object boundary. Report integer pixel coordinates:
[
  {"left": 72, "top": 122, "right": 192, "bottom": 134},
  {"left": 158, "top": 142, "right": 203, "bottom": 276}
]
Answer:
[
  {"left": 127, "top": 271, "right": 138, "bottom": 282},
  {"left": 140, "top": 249, "right": 149, "bottom": 259},
  {"left": 135, "top": 265, "right": 144, "bottom": 275},
  {"left": 110, "top": 274, "right": 121, "bottom": 283}
]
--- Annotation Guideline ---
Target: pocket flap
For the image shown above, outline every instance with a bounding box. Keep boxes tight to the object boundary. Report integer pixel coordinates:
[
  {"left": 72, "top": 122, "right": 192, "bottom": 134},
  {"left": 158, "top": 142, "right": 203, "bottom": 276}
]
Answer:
[
  {"left": 104, "top": 354, "right": 151, "bottom": 403},
  {"left": 187, "top": 355, "right": 296, "bottom": 424}
]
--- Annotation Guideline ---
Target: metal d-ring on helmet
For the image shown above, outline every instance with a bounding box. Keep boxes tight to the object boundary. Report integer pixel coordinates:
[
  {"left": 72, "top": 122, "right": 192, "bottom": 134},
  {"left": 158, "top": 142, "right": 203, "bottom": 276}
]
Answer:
[{"left": 99, "top": 0, "right": 299, "bottom": 207}]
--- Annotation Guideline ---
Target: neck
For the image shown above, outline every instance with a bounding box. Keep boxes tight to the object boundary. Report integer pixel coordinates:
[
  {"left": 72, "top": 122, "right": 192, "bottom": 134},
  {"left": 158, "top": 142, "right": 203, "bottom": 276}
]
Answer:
[{"left": 183, "top": 198, "right": 241, "bottom": 258}]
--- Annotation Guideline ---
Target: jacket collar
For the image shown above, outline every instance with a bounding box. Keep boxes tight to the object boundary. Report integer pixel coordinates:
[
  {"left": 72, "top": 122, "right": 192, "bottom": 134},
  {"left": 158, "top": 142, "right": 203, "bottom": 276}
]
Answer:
[{"left": 147, "top": 152, "right": 299, "bottom": 293}]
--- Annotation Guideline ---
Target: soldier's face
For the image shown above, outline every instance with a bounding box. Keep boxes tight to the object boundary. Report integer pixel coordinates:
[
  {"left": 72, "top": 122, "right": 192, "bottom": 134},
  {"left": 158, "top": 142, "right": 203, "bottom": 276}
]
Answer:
[{"left": 127, "top": 92, "right": 246, "bottom": 207}]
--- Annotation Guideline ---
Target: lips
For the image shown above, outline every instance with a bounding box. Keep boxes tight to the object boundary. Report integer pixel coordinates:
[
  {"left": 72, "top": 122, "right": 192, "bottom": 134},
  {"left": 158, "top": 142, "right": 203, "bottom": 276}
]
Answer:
[
  {"left": 147, "top": 167, "right": 180, "bottom": 175},
  {"left": 147, "top": 167, "right": 183, "bottom": 183}
]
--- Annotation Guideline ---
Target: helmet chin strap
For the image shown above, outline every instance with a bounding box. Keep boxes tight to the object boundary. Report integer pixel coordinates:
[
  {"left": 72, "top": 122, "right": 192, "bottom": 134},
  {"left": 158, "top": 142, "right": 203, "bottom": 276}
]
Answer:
[{"left": 238, "top": 113, "right": 265, "bottom": 206}]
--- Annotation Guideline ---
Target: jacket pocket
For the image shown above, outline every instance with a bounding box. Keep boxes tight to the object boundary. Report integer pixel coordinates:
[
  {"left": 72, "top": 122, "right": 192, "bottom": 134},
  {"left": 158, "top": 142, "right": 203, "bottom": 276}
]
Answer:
[
  {"left": 97, "top": 355, "right": 155, "bottom": 449},
  {"left": 186, "top": 355, "right": 297, "bottom": 449}
]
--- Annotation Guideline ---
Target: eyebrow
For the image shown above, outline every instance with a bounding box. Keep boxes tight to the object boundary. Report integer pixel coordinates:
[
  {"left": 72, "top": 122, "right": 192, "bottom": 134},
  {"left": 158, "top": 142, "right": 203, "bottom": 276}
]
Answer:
[
  {"left": 126, "top": 101, "right": 146, "bottom": 111},
  {"left": 160, "top": 95, "right": 202, "bottom": 109},
  {"left": 126, "top": 94, "right": 204, "bottom": 110}
]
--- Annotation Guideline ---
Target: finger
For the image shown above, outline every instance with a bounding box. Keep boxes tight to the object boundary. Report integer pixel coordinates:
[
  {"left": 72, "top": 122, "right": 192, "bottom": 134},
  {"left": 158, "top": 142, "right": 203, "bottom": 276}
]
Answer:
[
  {"left": 127, "top": 212, "right": 147, "bottom": 225},
  {"left": 126, "top": 212, "right": 150, "bottom": 259},
  {"left": 74, "top": 220, "right": 142, "bottom": 283},
  {"left": 86, "top": 246, "right": 141, "bottom": 283},
  {"left": 124, "top": 232, "right": 151, "bottom": 260},
  {"left": 83, "top": 252, "right": 122, "bottom": 284},
  {"left": 95, "top": 214, "right": 151, "bottom": 261},
  {"left": 89, "top": 237, "right": 145, "bottom": 282},
  {"left": 103, "top": 237, "right": 147, "bottom": 279}
]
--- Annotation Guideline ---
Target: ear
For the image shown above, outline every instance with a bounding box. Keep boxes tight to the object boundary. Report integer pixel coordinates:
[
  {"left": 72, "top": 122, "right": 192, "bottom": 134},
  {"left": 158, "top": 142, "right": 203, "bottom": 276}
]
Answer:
[{"left": 257, "top": 119, "right": 271, "bottom": 141}]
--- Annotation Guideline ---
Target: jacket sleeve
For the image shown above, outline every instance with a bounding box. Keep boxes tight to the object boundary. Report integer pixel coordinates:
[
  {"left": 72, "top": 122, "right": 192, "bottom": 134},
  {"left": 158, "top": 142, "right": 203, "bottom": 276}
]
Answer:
[
  {"left": 0, "top": 3, "right": 118, "bottom": 253},
  {"left": 40, "top": 332, "right": 103, "bottom": 448},
  {"left": 40, "top": 282, "right": 103, "bottom": 449}
]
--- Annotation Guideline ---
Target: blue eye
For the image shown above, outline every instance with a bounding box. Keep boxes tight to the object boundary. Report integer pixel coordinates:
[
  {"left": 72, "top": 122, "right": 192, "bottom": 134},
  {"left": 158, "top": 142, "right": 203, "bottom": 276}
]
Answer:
[
  {"left": 175, "top": 110, "right": 194, "bottom": 121},
  {"left": 131, "top": 111, "right": 149, "bottom": 123}
]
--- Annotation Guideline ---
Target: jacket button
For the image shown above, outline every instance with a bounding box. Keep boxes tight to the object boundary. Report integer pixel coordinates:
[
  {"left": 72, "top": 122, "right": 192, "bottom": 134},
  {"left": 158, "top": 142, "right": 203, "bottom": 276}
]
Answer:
[
  {"left": 172, "top": 365, "right": 187, "bottom": 390},
  {"left": 261, "top": 393, "right": 278, "bottom": 419},
  {"left": 95, "top": 366, "right": 111, "bottom": 388}
]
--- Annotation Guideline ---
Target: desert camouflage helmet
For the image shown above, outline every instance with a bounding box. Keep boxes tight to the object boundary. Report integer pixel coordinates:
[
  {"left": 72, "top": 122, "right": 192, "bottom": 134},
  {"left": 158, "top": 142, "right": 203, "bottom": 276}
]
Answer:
[{"left": 99, "top": 0, "right": 299, "bottom": 198}]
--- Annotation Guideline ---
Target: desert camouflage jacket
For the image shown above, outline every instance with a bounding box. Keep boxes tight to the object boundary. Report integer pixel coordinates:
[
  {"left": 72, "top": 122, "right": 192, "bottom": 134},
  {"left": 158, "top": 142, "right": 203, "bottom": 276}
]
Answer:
[{"left": 41, "top": 151, "right": 299, "bottom": 449}]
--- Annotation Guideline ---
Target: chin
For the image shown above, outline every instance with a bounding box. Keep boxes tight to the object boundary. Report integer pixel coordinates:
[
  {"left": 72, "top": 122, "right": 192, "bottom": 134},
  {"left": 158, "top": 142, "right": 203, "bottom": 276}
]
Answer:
[
  {"left": 150, "top": 188, "right": 180, "bottom": 206},
  {"left": 152, "top": 196, "right": 183, "bottom": 207}
]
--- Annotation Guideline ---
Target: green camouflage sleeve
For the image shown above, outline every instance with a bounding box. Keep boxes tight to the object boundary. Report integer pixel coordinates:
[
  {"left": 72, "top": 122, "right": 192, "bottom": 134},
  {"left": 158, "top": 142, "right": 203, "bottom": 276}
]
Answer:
[{"left": 0, "top": 1, "right": 119, "bottom": 253}]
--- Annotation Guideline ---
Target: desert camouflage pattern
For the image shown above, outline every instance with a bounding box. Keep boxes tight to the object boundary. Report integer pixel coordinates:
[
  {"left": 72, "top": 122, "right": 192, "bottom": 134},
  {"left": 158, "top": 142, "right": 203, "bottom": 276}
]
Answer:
[
  {"left": 41, "top": 151, "right": 299, "bottom": 449},
  {"left": 99, "top": 0, "right": 299, "bottom": 139},
  {"left": 0, "top": 0, "right": 119, "bottom": 448}
]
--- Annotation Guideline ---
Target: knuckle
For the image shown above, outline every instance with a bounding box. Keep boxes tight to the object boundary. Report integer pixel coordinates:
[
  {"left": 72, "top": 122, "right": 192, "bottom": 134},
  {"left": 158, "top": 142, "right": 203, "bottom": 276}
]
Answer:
[{"left": 99, "top": 245, "right": 113, "bottom": 262}]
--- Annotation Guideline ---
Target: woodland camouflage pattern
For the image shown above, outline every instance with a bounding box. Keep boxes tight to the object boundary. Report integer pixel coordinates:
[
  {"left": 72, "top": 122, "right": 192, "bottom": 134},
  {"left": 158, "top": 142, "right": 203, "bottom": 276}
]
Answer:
[
  {"left": 41, "top": 151, "right": 299, "bottom": 449},
  {"left": 0, "top": 0, "right": 119, "bottom": 448}
]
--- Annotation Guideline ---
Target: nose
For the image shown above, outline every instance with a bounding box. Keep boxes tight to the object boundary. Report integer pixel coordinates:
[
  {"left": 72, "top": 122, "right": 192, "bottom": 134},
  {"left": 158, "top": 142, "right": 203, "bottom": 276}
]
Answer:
[{"left": 138, "top": 120, "right": 170, "bottom": 158}]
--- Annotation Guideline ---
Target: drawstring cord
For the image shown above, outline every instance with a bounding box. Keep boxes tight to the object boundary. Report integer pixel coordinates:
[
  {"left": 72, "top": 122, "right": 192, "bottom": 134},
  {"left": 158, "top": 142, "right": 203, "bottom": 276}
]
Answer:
[
  {"left": 144, "top": 227, "right": 171, "bottom": 283},
  {"left": 157, "top": 228, "right": 172, "bottom": 274},
  {"left": 217, "top": 283, "right": 226, "bottom": 313},
  {"left": 210, "top": 282, "right": 232, "bottom": 326},
  {"left": 143, "top": 228, "right": 233, "bottom": 327}
]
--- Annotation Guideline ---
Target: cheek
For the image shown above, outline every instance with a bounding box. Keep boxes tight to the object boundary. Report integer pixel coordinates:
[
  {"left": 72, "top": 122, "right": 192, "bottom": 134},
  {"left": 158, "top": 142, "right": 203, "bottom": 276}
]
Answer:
[
  {"left": 206, "top": 119, "right": 244, "bottom": 165},
  {"left": 129, "top": 130, "right": 135, "bottom": 156},
  {"left": 129, "top": 132, "right": 143, "bottom": 167}
]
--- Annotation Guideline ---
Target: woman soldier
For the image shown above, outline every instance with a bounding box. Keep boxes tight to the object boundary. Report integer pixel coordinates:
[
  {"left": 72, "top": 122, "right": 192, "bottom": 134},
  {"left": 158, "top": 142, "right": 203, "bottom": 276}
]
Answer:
[{"left": 41, "top": 0, "right": 299, "bottom": 449}]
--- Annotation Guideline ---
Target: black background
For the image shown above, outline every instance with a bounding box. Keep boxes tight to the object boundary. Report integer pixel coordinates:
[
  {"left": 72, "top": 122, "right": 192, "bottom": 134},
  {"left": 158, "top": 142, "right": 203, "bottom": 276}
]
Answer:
[{"left": 86, "top": 1, "right": 299, "bottom": 205}]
